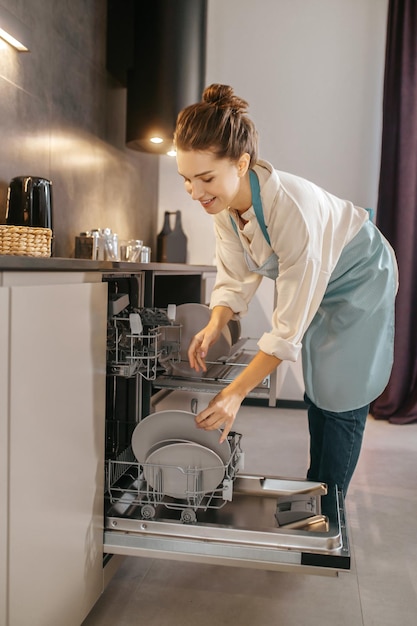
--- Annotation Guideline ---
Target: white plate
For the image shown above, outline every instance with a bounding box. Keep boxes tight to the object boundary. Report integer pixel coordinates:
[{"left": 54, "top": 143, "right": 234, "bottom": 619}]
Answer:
[
  {"left": 131, "top": 409, "right": 231, "bottom": 464},
  {"left": 144, "top": 438, "right": 191, "bottom": 458},
  {"left": 143, "top": 441, "right": 225, "bottom": 499}
]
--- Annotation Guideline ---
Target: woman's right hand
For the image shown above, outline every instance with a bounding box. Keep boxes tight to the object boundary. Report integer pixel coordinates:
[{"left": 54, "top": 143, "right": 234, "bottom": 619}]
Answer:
[
  {"left": 187, "top": 305, "right": 235, "bottom": 372},
  {"left": 187, "top": 324, "right": 220, "bottom": 372}
]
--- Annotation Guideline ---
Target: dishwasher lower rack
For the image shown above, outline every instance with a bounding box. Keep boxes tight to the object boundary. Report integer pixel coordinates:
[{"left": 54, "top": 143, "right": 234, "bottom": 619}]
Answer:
[{"left": 106, "top": 432, "right": 243, "bottom": 524}]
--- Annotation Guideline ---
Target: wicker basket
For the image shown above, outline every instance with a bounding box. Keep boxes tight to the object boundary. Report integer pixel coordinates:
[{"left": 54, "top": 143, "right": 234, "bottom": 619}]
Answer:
[{"left": 0, "top": 225, "right": 52, "bottom": 258}]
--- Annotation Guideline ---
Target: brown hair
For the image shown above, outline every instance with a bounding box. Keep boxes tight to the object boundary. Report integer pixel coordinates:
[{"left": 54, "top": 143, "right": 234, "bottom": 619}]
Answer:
[{"left": 174, "top": 84, "right": 258, "bottom": 167}]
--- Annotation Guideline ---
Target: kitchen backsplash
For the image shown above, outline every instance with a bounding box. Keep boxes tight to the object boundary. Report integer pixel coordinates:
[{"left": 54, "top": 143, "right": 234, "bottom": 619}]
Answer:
[{"left": 0, "top": 0, "right": 159, "bottom": 258}]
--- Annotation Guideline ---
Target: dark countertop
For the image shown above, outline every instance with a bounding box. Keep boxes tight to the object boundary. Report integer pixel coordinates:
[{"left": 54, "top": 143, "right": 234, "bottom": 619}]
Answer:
[{"left": 0, "top": 255, "right": 216, "bottom": 273}]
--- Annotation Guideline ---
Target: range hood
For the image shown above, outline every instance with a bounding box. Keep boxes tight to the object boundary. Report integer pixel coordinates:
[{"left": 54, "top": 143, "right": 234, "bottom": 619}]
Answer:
[{"left": 106, "top": 0, "right": 207, "bottom": 155}]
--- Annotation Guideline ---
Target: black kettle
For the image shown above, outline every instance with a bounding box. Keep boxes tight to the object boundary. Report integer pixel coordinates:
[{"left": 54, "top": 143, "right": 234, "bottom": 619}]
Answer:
[{"left": 6, "top": 176, "right": 53, "bottom": 229}]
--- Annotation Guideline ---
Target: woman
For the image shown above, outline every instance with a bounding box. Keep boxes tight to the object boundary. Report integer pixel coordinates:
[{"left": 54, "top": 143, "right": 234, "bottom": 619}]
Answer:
[{"left": 174, "top": 84, "right": 398, "bottom": 496}]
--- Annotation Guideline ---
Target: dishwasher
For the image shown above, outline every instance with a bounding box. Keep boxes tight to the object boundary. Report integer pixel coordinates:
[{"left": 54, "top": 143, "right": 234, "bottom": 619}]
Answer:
[{"left": 102, "top": 273, "right": 350, "bottom": 577}]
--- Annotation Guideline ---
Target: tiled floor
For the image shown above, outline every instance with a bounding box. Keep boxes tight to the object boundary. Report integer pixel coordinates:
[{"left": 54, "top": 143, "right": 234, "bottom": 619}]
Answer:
[{"left": 83, "top": 404, "right": 417, "bottom": 626}]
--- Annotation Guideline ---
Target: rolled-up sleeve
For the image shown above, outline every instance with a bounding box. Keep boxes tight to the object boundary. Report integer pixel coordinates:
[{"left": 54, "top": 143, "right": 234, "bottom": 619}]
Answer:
[{"left": 257, "top": 259, "right": 330, "bottom": 361}]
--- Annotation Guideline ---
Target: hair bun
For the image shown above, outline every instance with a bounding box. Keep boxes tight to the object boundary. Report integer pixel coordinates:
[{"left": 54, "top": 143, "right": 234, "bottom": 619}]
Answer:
[{"left": 202, "top": 84, "right": 249, "bottom": 114}]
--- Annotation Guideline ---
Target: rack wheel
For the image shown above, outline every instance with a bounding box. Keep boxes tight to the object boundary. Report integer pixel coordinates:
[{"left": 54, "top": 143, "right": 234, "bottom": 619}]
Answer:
[
  {"left": 180, "top": 509, "right": 197, "bottom": 524},
  {"left": 141, "top": 504, "right": 156, "bottom": 520}
]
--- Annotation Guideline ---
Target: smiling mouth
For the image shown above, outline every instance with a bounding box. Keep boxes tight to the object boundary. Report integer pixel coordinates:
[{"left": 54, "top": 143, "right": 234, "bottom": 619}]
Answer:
[{"left": 201, "top": 197, "right": 215, "bottom": 207}]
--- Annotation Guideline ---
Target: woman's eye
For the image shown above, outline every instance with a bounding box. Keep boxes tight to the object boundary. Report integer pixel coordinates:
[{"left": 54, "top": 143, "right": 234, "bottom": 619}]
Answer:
[{"left": 202, "top": 178, "right": 213, "bottom": 183}]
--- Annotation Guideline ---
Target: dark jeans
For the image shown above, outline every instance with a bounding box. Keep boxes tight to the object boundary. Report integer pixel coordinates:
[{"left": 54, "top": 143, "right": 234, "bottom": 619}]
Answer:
[{"left": 304, "top": 394, "right": 369, "bottom": 497}]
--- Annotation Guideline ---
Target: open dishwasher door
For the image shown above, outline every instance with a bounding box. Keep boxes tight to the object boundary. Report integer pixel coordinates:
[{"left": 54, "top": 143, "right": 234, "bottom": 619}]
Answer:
[{"left": 104, "top": 441, "right": 350, "bottom": 577}]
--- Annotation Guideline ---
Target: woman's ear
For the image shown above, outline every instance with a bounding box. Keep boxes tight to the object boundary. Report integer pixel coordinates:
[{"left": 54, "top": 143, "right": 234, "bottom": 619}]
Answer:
[{"left": 237, "top": 153, "right": 251, "bottom": 177}]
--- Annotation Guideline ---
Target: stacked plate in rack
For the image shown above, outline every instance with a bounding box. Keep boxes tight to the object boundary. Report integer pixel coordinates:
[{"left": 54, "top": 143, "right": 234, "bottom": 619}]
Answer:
[{"left": 131, "top": 410, "right": 231, "bottom": 499}]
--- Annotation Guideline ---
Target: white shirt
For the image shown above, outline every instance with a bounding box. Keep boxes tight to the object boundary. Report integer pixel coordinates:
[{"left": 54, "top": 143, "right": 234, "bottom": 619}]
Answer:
[{"left": 210, "top": 160, "right": 368, "bottom": 362}]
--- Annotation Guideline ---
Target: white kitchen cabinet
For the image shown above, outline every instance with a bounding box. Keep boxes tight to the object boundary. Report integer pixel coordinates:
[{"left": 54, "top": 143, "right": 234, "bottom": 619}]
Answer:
[
  {"left": 0, "top": 273, "right": 107, "bottom": 626},
  {"left": 0, "top": 288, "right": 10, "bottom": 626}
]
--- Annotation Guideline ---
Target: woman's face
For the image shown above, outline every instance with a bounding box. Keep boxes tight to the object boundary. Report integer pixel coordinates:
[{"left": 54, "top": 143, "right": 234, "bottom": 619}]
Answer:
[{"left": 176, "top": 149, "right": 250, "bottom": 214}]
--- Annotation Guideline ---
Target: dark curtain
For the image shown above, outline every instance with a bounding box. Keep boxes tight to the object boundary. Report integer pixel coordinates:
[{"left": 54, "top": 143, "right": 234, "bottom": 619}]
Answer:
[{"left": 371, "top": 0, "right": 417, "bottom": 424}]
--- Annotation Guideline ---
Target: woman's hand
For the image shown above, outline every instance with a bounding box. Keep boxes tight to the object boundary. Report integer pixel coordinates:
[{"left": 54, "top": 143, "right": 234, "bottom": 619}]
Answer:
[
  {"left": 195, "top": 387, "right": 245, "bottom": 443},
  {"left": 187, "top": 324, "right": 220, "bottom": 372},
  {"left": 187, "top": 305, "right": 235, "bottom": 372},
  {"left": 194, "top": 350, "right": 283, "bottom": 442}
]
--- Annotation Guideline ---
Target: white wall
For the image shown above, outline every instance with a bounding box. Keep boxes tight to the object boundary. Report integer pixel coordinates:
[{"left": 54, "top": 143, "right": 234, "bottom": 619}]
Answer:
[
  {"left": 159, "top": 0, "right": 388, "bottom": 257},
  {"left": 158, "top": 0, "right": 389, "bottom": 399}
]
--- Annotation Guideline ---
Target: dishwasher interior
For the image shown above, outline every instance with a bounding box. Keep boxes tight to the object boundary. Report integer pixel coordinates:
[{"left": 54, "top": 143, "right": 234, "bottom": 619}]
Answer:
[{"left": 103, "top": 273, "right": 350, "bottom": 576}]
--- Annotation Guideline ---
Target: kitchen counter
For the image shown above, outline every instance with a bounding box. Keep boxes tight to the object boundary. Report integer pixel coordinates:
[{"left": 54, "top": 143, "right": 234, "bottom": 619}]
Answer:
[{"left": 0, "top": 255, "right": 215, "bottom": 273}]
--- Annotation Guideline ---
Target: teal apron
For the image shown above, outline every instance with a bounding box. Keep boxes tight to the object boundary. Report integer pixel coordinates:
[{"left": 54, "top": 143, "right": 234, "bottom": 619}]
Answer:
[{"left": 230, "top": 170, "right": 397, "bottom": 412}]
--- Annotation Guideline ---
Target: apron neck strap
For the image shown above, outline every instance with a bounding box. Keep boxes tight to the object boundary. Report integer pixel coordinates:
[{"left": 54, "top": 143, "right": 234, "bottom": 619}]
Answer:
[
  {"left": 249, "top": 170, "right": 271, "bottom": 245},
  {"left": 229, "top": 170, "right": 271, "bottom": 246}
]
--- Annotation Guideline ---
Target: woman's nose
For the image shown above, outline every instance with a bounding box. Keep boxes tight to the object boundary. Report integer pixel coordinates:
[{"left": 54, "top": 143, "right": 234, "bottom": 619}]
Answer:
[{"left": 190, "top": 181, "right": 203, "bottom": 200}]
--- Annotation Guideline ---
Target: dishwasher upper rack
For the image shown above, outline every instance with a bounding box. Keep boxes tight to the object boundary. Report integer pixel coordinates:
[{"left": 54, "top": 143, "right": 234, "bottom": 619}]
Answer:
[
  {"left": 106, "top": 432, "right": 243, "bottom": 524},
  {"left": 107, "top": 307, "right": 182, "bottom": 379}
]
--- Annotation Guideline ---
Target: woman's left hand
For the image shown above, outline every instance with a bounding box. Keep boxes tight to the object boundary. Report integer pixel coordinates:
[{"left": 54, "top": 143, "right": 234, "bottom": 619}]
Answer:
[
  {"left": 195, "top": 387, "right": 244, "bottom": 443},
  {"left": 195, "top": 350, "right": 282, "bottom": 444}
]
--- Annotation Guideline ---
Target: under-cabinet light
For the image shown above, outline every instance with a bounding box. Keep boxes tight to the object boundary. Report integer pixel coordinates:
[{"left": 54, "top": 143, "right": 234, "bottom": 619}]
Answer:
[{"left": 0, "top": 5, "right": 31, "bottom": 52}]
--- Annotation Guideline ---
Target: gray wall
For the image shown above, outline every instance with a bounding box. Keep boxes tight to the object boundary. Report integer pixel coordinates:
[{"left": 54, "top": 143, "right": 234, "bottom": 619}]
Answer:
[{"left": 0, "top": 0, "right": 158, "bottom": 258}]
